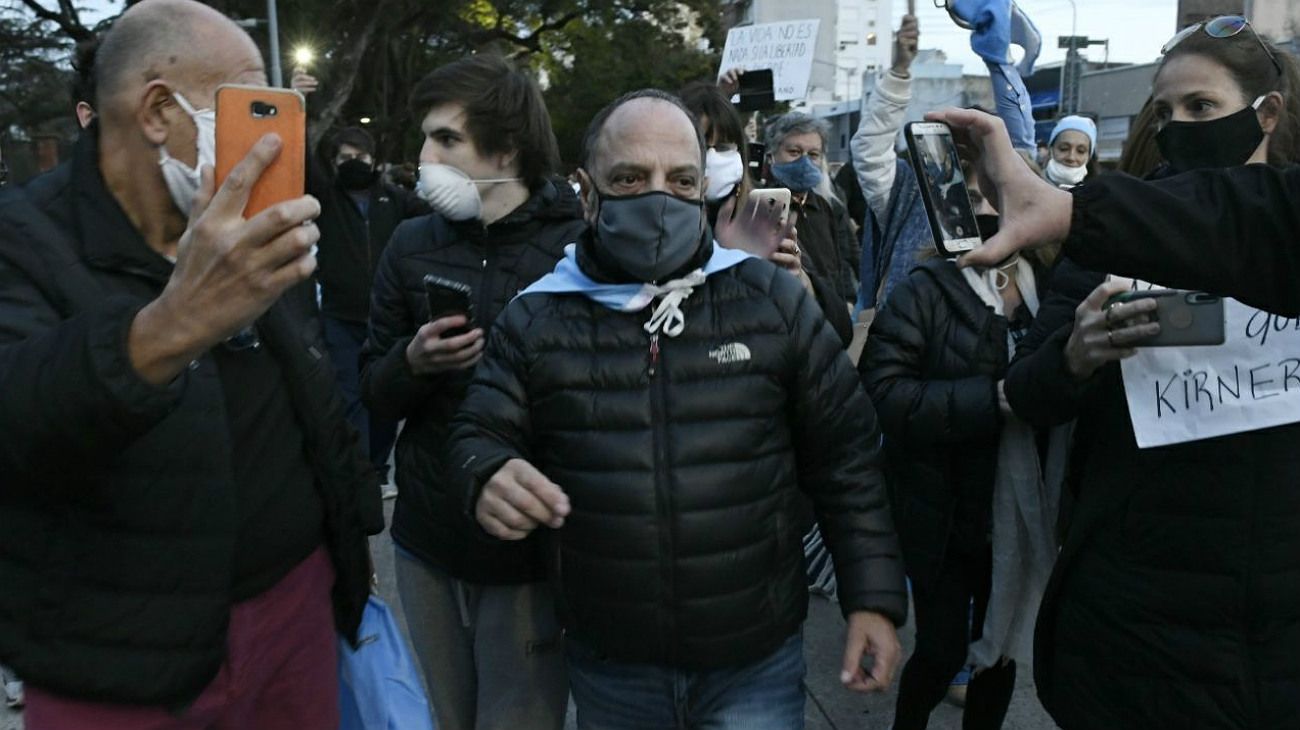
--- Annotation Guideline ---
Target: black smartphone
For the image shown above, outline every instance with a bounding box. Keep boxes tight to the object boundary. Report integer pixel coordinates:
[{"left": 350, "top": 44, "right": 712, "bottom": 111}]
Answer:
[
  {"left": 422, "top": 274, "right": 475, "bottom": 336},
  {"left": 746, "top": 142, "right": 766, "bottom": 184},
  {"left": 1106, "top": 290, "right": 1226, "bottom": 347},
  {"left": 735, "top": 68, "right": 775, "bottom": 112},
  {"left": 904, "top": 121, "right": 982, "bottom": 257}
]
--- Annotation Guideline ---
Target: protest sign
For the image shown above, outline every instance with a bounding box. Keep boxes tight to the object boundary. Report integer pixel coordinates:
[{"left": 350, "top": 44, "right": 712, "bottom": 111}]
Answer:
[
  {"left": 719, "top": 20, "right": 821, "bottom": 102},
  {"left": 1120, "top": 284, "right": 1300, "bottom": 448}
]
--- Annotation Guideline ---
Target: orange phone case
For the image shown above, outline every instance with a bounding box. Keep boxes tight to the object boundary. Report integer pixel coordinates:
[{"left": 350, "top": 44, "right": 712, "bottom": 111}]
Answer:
[{"left": 214, "top": 85, "right": 306, "bottom": 218}]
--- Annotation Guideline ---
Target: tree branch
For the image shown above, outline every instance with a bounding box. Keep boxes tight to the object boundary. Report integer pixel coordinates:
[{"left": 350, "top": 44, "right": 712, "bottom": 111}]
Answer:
[
  {"left": 468, "top": 8, "right": 582, "bottom": 54},
  {"left": 18, "top": 0, "right": 92, "bottom": 41}
]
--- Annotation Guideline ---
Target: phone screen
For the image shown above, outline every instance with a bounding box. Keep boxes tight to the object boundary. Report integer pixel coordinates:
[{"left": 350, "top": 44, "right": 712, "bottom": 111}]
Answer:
[{"left": 906, "top": 123, "right": 981, "bottom": 256}]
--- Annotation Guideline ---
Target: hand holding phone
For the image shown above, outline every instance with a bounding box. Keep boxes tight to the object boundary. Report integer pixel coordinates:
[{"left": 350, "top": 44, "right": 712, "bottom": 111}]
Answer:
[
  {"left": 1063, "top": 280, "right": 1161, "bottom": 380},
  {"left": 904, "top": 121, "right": 982, "bottom": 257},
  {"left": 1106, "top": 289, "right": 1225, "bottom": 347},
  {"left": 215, "top": 85, "right": 306, "bottom": 218},
  {"left": 405, "top": 275, "right": 483, "bottom": 375},
  {"left": 132, "top": 135, "right": 320, "bottom": 386},
  {"left": 714, "top": 191, "right": 798, "bottom": 259}
]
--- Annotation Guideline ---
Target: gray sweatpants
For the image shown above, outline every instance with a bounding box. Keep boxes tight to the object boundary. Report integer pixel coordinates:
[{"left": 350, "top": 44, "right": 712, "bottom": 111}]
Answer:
[{"left": 394, "top": 547, "right": 568, "bottom": 730}]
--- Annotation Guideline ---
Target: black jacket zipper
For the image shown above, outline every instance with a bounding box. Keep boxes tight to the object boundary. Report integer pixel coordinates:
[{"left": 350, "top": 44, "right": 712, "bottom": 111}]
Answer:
[{"left": 647, "top": 330, "right": 676, "bottom": 661}]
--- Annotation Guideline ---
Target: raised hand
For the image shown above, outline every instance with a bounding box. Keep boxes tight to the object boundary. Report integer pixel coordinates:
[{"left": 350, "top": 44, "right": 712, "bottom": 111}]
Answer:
[
  {"left": 892, "top": 13, "right": 920, "bottom": 76},
  {"left": 924, "top": 108, "right": 1074, "bottom": 269},
  {"left": 130, "top": 134, "right": 320, "bottom": 385}
]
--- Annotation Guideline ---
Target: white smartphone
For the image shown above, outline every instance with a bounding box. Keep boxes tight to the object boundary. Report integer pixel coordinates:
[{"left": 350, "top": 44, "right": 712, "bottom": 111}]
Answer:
[{"left": 904, "top": 121, "right": 982, "bottom": 257}]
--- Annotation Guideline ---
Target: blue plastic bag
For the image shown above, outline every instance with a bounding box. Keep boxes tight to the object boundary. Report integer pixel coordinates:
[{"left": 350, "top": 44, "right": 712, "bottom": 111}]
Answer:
[{"left": 339, "top": 595, "right": 437, "bottom": 730}]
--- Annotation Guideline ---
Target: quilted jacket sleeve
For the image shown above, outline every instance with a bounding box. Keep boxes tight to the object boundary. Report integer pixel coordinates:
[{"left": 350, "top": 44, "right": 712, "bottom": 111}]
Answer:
[
  {"left": 778, "top": 267, "right": 908, "bottom": 627},
  {"left": 0, "top": 258, "right": 181, "bottom": 488},
  {"left": 860, "top": 270, "right": 1000, "bottom": 444},
  {"left": 1004, "top": 258, "right": 1108, "bottom": 427},
  {"left": 447, "top": 299, "right": 536, "bottom": 513},
  {"left": 359, "top": 218, "right": 443, "bottom": 420}
]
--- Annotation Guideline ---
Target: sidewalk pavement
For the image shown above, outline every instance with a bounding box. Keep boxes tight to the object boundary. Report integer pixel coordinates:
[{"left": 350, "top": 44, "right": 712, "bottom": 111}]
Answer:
[{"left": 0, "top": 501, "right": 1060, "bottom": 730}]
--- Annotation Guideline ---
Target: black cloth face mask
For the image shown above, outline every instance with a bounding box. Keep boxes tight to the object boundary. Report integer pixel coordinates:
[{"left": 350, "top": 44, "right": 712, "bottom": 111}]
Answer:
[
  {"left": 976, "top": 214, "right": 999, "bottom": 241},
  {"left": 337, "top": 158, "right": 377, "bottom": 191},
  {"left": 590, "top": 190, "right": 707, "bottom": 284},
  {"left": 1156, "top": 100, "right": 1265, "bottom": 174}
]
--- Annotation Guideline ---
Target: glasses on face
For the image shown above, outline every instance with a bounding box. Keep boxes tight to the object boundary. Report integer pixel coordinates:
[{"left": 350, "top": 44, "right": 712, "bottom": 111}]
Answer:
[{"left": 1162, "top": 15, "right": 1283, "bottom": 79}]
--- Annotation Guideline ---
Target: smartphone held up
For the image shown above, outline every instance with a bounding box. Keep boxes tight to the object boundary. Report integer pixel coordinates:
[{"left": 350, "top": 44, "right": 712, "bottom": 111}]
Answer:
[
  {"left": 214, "top": 84, "right": 306, "bottom": 218},
  {"left": 904, "top": 121, "right": 982, "bottom": 258}
]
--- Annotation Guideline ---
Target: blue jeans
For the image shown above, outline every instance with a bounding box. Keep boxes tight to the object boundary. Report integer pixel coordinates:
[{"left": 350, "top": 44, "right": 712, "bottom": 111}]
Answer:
[
  {"left": 321, "top": 315, "right": 397, "bottom": 475},
  {"left": 566, "top": 632, "right": 806, "bottom": 730}
]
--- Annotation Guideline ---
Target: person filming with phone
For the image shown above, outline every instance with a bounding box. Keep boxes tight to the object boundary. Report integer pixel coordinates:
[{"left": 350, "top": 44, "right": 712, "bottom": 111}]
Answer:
[
  {"left": 0, "top": 0, "right": 382, "bottom": 726},
  {"left": 358, "top": 53, "right": 584, "bottom": 730},
  {"left": 933, "top": 14, "right": 1300, "bottom": 728},
  {"left": 764, "top": 112, "right": 860, "bottom": 309}
]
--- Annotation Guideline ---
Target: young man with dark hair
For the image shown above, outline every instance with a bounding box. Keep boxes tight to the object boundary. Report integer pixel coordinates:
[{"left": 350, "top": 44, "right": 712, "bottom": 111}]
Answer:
[{"left": 359, "top": 53, "right": 584, "bottom": 730}]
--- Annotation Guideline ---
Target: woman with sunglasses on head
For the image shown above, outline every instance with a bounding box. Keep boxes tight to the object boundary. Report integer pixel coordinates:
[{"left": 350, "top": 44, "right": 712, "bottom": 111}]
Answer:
[{"left": 986, "top": 16, "right": 1300, "bottom": 729}]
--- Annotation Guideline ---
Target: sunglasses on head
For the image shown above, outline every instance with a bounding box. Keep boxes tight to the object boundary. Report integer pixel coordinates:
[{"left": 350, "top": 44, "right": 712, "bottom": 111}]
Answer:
[{"left": 1162, "top": 15, "right": 1283, "bottom": 79}]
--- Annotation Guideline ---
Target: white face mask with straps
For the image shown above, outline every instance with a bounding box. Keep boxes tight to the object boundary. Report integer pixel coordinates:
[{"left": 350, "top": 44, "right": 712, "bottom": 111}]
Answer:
[
  {"left": 1045, "top": 158, "right": 1087, "bottom": 187},
  {"left": 415, "top": 163, "right": 522, "bottom": 221},
  {"left": 158, "top": 92, "right": 215, "bottom": 217}
]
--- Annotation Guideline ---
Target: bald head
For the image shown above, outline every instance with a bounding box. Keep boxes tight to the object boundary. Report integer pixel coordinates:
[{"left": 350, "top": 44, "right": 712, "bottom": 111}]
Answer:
[
  {"left": 582, "top": 91, "right": 705, "bottom": 173},
  {"left": 578, "top": 91, "right": 707, "bottom": 206},
  {"left": 96, "top": 0, "right": 263, "bottom": 115}
]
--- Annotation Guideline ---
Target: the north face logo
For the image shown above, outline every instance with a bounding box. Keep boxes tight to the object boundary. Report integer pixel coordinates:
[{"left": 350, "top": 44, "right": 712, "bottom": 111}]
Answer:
[{"left": 709, "top": 342, "right": 752, "bottom": 365}]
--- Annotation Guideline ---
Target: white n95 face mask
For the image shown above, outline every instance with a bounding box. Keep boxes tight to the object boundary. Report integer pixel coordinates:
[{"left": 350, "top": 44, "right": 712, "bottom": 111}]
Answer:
[
  {"left": 1045, "top": 158, "right": 1087, "bottom": 187},
  {"left": 416, "top": 163, "right": 521, "bottom": 222},
  {"left": 704, "top": 147, "right": 745, "bottom": 201},
  {"left": 158, "top": 92, "right": 215, "bottom": 217}
]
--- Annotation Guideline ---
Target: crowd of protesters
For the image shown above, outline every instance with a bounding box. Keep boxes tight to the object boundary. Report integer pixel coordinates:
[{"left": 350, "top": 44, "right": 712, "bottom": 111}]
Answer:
[{"left": 1, "top": 0, "right": 1299, "bottom": 729}]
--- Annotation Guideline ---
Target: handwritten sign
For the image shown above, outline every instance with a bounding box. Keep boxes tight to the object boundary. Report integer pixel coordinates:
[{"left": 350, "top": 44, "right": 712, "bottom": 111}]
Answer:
[
  {"left": 1121, "top": 285, "right": 1300, "bottom": 448},
  {"left": 719, "top": 20, "right": 821, "bottom": 102}
]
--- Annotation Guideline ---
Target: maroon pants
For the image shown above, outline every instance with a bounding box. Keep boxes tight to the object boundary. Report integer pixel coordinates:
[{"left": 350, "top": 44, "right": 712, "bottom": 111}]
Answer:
[{"left": 27, "top": 547, "right": 339, "bottom": 730}]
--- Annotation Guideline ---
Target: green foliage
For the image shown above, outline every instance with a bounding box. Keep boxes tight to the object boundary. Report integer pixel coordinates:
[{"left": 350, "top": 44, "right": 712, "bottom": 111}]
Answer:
[
  {"left": 541, "top": 14, "right": 719, "bottom": 167},
  {"left": 3, "top": 0, "right": 723, "bottom": 169}
]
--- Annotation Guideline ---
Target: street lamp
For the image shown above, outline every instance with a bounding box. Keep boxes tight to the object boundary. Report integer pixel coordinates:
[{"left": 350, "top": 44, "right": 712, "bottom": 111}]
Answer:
[
  {"left": 359, "top": 117, "right": 372, "bottom": 125},
  {"left": 293, "top": 46, "right": 315, "bottom": 68}
]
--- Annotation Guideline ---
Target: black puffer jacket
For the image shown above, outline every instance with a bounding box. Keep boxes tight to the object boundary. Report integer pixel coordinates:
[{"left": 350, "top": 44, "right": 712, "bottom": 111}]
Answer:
[
  {"left": 1007, "top": 257, "right": 1300, "bottom": 729},
  {"left": 309, "top": 160, "right": 427, "bottom": 324},
  {"left": 0, "top": 131, "right": 377, "bottom": 705},
  {"left": 859, "top": 257, "right": 1014, "bottom": 589},
  {"left": 360, "top": 179, "right": 585, "bottom": 584},
  {"left": 449, "top": 240, "right": 907, "bottom": 669}
]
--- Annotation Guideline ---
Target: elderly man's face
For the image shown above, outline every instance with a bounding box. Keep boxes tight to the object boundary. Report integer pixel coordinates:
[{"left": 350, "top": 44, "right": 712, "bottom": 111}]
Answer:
[
  {"left": 580, "top": 98, "right": 703, "bottom": 221},
  {"left": 154, "top": 26, "right": 266, "bottom": 171},
  {"left": 772, "top": 130, "right": 823, "bottom": 165}
]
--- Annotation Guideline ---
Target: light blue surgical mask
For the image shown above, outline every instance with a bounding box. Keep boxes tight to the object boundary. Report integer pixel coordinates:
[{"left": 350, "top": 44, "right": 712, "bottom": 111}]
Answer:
[{"left": 769, "top": 155, "right": 822, "bottom": 193}]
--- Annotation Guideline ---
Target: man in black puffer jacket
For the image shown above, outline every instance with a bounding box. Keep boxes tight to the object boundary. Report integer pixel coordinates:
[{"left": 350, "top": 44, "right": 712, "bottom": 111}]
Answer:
[
  {"left": 0, "top": 2, "right": 378, "bottom": 724},
  {"left": 359, "top": 55, "right": 584, "bottom": 730},
  {"left": 449, "top": 90, "right": 907, "bottom": 729}
]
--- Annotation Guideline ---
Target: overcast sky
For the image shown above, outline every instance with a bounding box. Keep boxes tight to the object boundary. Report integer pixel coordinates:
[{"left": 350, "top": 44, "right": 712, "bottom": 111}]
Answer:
[{"left": 72, "top": 0, "right": 1179, "bottom": 75}]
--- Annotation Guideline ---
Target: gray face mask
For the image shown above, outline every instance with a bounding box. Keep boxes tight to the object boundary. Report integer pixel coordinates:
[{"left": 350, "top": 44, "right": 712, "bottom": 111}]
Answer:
[{"left": 592, "top": 190, "right": 706, "bottom": 283}]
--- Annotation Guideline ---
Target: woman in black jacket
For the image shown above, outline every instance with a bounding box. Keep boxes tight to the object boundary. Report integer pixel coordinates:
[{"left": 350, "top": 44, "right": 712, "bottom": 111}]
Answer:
[
  {"left": 1007, "top": 21, "right": 1300, "bottom": 729},
  {"left": 862, "top": 168, "right": 1055, "bottom": 728}
]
